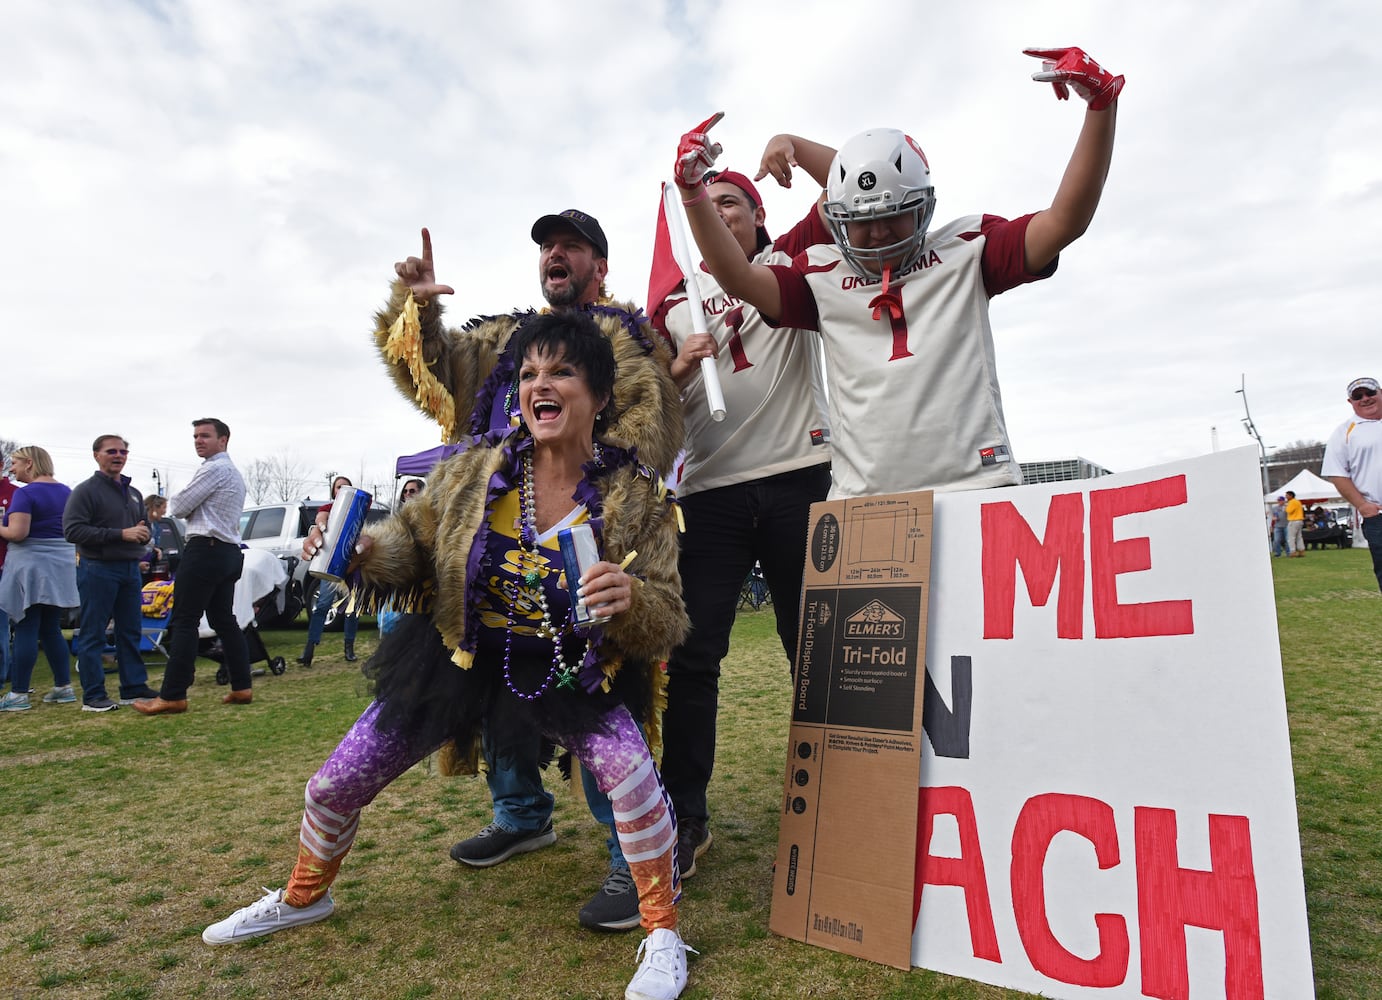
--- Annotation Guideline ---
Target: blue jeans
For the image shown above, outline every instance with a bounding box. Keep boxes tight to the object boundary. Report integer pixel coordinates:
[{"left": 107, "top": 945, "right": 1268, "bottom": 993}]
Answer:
[
  {"left": 307, "top": 581, "right": 358, "bottom": 646},
  {"left": 9, "top": 604, "right": 71, "bottom": 694},
  {"left": 0, "top": 575, "right": 9, "bottom": 686},
  {"left": 483, "top": 699, "right": 624, "bottom": 869},
  {"left": 1271, "top": 525, "right": 1287, "bottom": 557},
  {"left": 75, "top": 559, "right": 149, "bottom": 702}
]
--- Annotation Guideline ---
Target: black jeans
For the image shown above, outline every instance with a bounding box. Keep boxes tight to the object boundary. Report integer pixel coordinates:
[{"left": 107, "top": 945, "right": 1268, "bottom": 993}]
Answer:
[
  {"left": 1363, "top": 515, "right": 1382, "bottom": 593},
  {"left": 659, "top": 463, "right": 831, "bottom": 823},
  {"left": 159, "top": 537, "right": 250, "bottom": 699}
]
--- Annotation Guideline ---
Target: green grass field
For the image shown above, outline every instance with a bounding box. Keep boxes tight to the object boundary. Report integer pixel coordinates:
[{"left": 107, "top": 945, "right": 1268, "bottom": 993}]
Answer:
[{"left": 0, "top": 546, "right": 1377, "bottom": 999}]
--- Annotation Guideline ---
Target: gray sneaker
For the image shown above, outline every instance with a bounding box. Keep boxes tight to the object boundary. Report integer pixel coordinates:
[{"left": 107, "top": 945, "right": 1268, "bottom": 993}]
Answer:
[
  {"left": 578, "top": 866, "right": 641, "bottom": 932},
  {"left": 117, "top": 687, "right": 160, "bottom": 706},
  {"left": 82, "top": 695, "right": 120, "bottom": 713},
  {"left": 676, "top": 818, "right": 712, "bottom": 880},
  {"left": 42, "top": 685, "right": 77, "bottom": 704},
  {"left": 0, "top": 692, "right": 31, "bottom": 712},
  {"left": 448, "top": 820, "right": 555, "bottom": 868}
]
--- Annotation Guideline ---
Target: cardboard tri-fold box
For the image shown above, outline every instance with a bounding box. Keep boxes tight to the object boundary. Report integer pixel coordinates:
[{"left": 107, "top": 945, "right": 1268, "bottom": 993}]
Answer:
[{"left": 770, "top": 489, "right": 932, "bottom": 970}]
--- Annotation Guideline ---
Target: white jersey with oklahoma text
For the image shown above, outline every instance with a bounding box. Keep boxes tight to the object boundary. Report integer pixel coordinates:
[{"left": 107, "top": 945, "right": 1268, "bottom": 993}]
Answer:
[
  {"left": 655, "top": 219, "right": 831, "bottom": 497},
  {"left": 770, "top": 213, "right": 1052, "bottom": 499}
]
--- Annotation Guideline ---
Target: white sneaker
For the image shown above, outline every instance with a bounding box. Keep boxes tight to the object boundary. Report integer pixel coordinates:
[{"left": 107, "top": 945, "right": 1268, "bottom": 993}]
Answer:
[
  {"left": 202, "top": 887, "right": 334, "bottom": 944},
  {"left": 42, "top": 685, "right": 77, "bottom": 704},
  {"left": 625, "top": 927, "right": 695, "bottom": 1000},
  {"left": 0, "top": 692, "right": 31, "bottom": 712}
]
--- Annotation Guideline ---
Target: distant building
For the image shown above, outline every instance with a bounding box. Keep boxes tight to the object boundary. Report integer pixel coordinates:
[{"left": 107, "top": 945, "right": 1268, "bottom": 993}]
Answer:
[
  {"left": 1019, "top": 457, "right": 1114, "bottom": 484},
  {"left": 1263, "top": 441, "right": 1326, "bottom": 493}
]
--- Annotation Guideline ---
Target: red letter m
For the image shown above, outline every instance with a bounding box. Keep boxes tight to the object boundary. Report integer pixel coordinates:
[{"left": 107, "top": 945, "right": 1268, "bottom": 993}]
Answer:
[{"left": 982, "top": 493, "right": 1085, "bottom": 639}]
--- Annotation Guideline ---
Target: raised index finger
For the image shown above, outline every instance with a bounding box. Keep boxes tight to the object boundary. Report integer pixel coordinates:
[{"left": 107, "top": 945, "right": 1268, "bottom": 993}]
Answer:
[
  {"left": 1022, "top": 47, "right": 1068, "bottom": 61},
  {"left": 693, "top": 111, "right": 725, "bottom": 135},
  {"left": 421, "top": 227, "right": 435, "bottom": 265}
]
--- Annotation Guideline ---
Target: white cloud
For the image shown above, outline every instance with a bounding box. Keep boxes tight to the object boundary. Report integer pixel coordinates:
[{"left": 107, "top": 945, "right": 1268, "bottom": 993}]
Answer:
[{"left": 1, "top": 0, "right": 1378, "bottom": 499}]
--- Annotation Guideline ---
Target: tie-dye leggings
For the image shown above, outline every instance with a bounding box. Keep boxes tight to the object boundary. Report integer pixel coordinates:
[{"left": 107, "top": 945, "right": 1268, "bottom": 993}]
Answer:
[{"left": 282, "top": 700, "right": 680, "bottom": 932}]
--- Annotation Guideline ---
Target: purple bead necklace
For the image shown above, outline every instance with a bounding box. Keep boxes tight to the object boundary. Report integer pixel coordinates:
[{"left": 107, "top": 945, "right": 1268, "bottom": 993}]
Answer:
[{"left": 503, "top": 450, "right": 582, "bottom": 701}]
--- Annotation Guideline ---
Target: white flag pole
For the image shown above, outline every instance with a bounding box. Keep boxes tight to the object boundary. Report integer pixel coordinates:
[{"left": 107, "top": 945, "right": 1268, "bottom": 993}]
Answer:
[{"left": 662, "top": 182, "right": 727, "bottom": 422}]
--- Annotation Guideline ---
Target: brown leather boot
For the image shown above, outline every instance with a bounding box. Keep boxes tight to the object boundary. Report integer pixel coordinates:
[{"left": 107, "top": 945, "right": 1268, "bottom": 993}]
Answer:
[
  {"left": 222, "top": 690, "right": 253, "bottom": 705},
  {"left": 133, "top": 696, "right": 188, "bottom": 715}
]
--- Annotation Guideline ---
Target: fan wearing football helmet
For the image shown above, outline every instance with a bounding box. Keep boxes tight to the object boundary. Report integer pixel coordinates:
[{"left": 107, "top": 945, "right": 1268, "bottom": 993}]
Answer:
[
  {"left": 672, "top": 46, "right": 1122, "bottom": 499},
  {"left": 822, "top": 128, "right": 937, "bottom": 278}
]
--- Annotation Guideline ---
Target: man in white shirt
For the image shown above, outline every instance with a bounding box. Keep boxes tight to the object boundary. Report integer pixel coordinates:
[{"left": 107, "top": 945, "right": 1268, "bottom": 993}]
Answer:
[
  {"left": 1323, "top": 376, "right": 1382, "bottom": 592},
  {"left": 135, "top": 418, "right": 250, "bottom": 714}
]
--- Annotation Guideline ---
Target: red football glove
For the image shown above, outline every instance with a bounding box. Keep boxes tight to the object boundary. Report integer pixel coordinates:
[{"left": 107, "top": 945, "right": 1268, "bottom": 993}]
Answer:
[
  {"left": 674, "top": 112, "right": 724, "bottom": 190},
  {"left": 1024, "top": 47, "right": 1124, "bottom": 111}
]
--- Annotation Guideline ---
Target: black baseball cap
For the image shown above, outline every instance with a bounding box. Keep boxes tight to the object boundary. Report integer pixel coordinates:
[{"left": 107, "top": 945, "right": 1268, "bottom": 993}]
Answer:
[{"left": 531, "top": 209, "right": 608, "bottom": 259}]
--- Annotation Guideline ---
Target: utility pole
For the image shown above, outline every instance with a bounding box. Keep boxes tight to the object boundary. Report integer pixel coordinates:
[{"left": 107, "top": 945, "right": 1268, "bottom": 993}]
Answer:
[{"left": 1235, "top": 374, "right": 1270, "bottom": 494}]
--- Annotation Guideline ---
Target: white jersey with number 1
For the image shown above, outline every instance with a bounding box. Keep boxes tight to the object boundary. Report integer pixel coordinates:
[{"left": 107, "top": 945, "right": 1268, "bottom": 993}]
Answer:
[
  {"left": 770, "top": 212, "right": 1054, "bottom": 499},
  {"left": 654, "top": 208, "right": 832, "bottom": 497}
]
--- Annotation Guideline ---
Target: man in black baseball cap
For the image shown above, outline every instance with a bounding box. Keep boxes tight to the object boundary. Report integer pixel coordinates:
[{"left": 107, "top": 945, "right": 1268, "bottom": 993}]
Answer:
[
  {"left": 531, "top": 208, "right": 609, "bottom": 258},
  {"left": 530, "top": 210, "right": 609, "bottom": 309}
]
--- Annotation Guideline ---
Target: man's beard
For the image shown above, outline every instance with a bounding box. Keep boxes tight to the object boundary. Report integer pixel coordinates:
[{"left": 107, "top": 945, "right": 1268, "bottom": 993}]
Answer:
[{"left": 542, "top": 271, "right": 590, "bottom": 309}]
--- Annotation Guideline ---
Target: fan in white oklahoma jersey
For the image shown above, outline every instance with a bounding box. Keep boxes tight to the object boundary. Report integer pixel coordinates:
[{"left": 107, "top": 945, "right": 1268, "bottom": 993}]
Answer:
[
  {"left": 672, "top": 46, "right": 1124, "bottom": 499},
  {"left": 646, "top": 141, "right": 835, "bottom": 878}
]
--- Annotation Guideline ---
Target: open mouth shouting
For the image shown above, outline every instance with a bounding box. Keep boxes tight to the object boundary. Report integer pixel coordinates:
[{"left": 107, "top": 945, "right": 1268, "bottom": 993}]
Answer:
[{"left": 533, "top": 399, "right": 563, "bottom": 423}]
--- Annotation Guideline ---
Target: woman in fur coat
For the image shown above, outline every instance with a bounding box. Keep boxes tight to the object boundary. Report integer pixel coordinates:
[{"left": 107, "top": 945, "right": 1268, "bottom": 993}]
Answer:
[{"left": 204, "top": 314, "right": 695, "bottom": 1000}]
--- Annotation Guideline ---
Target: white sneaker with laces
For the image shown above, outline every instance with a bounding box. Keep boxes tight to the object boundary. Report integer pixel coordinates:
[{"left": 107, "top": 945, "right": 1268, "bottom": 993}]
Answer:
[
  {"left": 625, "top": 927, "right": 695, "bottom": 1000},
  {"left": 202, "top": 887, "right": 334, "bottom": 944}
]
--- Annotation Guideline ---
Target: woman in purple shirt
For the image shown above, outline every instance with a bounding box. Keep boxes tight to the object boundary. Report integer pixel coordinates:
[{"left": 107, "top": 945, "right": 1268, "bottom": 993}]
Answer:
[{"left": 0, "top": 446, "right": 79, "bottom": 710}]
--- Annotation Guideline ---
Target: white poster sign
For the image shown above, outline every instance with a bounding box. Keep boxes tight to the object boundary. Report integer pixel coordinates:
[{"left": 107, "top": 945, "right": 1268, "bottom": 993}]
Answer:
[{"left": 913, "top": 446, "right": 1314, "bottom": 999}]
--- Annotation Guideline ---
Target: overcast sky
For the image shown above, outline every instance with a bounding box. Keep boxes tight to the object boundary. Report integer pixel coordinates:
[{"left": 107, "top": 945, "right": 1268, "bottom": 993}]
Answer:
[{"left": 3, "top": 0, "right": 1376, "bottom": 503}]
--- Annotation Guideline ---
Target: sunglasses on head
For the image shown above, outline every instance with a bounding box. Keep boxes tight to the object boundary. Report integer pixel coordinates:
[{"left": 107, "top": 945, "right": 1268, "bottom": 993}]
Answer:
[
  {"left": 1351, "top": 388, "right": 1378, "bottom": 401},
  {"left": 103, "top": 448, "right": 130, "bottom": 456}
]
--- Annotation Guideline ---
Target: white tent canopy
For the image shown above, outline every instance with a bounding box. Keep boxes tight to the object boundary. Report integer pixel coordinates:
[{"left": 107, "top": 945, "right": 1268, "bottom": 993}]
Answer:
[{"left": 1266, "top": 469, "right": 1343, "bottom": 504}]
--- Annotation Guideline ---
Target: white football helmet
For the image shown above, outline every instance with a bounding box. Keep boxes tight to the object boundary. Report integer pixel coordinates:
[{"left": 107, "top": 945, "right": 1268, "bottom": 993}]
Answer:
[{"left": 824, "top": 128, "right": 936, "bottom": 277}]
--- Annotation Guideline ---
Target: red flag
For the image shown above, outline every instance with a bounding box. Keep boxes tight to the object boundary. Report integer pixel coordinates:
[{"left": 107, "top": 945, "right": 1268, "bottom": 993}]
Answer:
[{"left": 647, "top": 183, "right": 686, "bottom": 323}]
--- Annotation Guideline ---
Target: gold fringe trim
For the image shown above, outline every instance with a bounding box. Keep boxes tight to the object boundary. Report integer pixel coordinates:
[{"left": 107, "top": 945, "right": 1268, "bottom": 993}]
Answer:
[
  {"left": 435, "top": 735, "right": 481, "bottom": 776},
  {"left": 347, "top": 580, "right": 434, "bottom": 617},
  {"left": 645, "top": 662, "right": 669, "bottom": 755},
  {"left": 385, "top": 292, "right": 457, "bottom": 441}
]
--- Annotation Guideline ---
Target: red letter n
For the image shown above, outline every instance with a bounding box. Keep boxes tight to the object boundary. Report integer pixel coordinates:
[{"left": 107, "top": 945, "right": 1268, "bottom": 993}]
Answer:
[
  {"left": 1088, "top": 477, "right": 1194, "bottom": 638},
  {"left": 915, "top": 786, "right": 1001, "bottom": 962},
  {"left": 1135, "top": 807, "right": 1264, "bottom": 1000},
  {"left": 982, "top": 493, "right": 1085, "bottom": 639},
  {"left": 1011, "top": 793, "right": 1130, "bottom": 988}
]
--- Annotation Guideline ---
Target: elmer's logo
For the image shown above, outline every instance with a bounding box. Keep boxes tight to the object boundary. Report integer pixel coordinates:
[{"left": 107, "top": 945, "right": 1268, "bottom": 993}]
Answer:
[{"left": 844, "top": 599, "right": 906, "bottom": 639}]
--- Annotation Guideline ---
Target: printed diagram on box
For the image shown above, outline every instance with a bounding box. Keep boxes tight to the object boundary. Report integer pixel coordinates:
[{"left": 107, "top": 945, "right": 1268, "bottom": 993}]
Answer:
[{"left": 843, "top": 503, "right": 924, "bottom": 581}]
